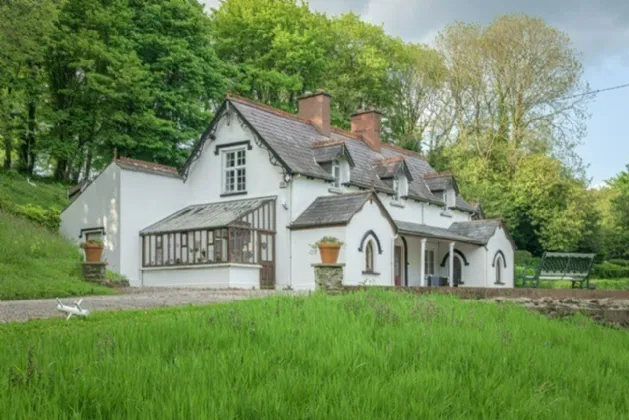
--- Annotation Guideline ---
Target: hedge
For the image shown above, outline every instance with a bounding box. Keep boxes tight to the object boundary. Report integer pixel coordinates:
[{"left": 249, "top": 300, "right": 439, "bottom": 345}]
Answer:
[{"left": 592, "top": 262, "right": 629, "bottom": 279}]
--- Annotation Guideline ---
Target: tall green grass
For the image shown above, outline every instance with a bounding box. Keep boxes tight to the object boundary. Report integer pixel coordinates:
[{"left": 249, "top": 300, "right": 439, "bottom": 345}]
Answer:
[
  {"left": 0, "top": 170, "right": 68, "bottom": 210},
  {"left": 0, "top": 212, "right": 114, "bottom": 300},
  {"left": 1, "top": 291, "right": 628, "bottom": 418}
]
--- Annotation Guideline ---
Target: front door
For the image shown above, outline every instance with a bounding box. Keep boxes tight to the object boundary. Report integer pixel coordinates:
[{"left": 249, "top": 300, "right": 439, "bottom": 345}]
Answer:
[
  {"left": 258, "top": 233, "right": 275, "bottom": 289},
  {"left": 454, "top": 256, "right": 462, "bottom": 286},
  {"left": 394, "top": 246, "right": 402, "bottom": 286}
]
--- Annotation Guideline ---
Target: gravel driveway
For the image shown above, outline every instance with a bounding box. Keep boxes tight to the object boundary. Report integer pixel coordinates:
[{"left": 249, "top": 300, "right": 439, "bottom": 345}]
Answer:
[{"left": 0, "top": 288, "right": 290, "bottom": 323}]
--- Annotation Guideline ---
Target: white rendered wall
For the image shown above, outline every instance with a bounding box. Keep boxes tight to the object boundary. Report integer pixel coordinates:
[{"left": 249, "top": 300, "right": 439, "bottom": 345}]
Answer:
[
  {"left": 345, "top": 199, "right": 396, "bottom": 286},
  {"left": 485, "top": 226, "right": 514, "bottom": 288},
  {"left": 185, "top": 111, "right": 292, "bottom": 290},
  {"left": 290, "top": 226, "right": 346, "bottom": 290},
  {"left": 60, "top": 163, "right": 122, "bottom": 272},
  {"left": 141, "top": 264, "right": 261, "bottom": 288},
  {"left": 119, "top": 170, "right": 188, "bottom": 286}
]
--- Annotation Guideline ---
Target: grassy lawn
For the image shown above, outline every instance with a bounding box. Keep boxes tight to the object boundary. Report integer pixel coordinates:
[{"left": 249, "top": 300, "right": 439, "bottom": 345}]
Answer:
[
  {"left": 1, "top": 291, "right": 628, "bottom": 418},
  {"left": 0, "top": 213, "right": 115, "bottom": 300}
]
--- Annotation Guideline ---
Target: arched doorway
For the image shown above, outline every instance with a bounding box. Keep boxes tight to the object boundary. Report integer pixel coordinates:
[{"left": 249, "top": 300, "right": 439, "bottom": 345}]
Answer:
[{"left": 453, "top": 255, "right": 463, "bottom": 286}]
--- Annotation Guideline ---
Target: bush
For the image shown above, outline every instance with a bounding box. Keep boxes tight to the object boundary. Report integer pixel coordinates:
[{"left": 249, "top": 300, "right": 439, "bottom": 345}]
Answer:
[
  {"left": 592, "top": 262, "right": 629, "bottom": 279},
  {"left": 12, "top": 204, "right": 61, "bottom": 230},
  {"left": 608, "top": 259, "right": 629, "bottom": 267},
  {"left": 514, "top": 250, "right": 534, "bottom": 265}
]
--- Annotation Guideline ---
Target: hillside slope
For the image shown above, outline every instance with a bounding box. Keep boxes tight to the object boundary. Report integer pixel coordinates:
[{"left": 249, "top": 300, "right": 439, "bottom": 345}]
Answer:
[{"left": 0, "top": 171, "right": 114, "bottom": 300}]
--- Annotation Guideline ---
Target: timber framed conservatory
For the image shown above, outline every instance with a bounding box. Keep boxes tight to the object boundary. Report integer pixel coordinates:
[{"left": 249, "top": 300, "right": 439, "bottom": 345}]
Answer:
[{"left": 140, "top": 197, "right": 277, "bottom": 288}]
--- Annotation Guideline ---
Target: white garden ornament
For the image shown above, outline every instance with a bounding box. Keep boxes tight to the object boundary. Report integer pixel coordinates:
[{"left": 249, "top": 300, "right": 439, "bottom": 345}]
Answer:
[{"left": 56, "top": 298, "right": 90, "bottom": 320}]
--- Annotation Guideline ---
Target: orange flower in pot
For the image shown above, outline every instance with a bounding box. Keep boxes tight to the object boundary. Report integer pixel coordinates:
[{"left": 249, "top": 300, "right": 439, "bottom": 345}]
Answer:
[
  {"left": 311, "top": 236, "right": 344, "bottom": 264},
  {"left": 81, "top": 239, "right": 104, "bottom": 262}
]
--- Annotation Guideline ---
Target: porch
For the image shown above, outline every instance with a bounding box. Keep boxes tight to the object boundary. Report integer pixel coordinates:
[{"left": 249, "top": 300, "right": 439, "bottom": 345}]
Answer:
[{"left": 393, "top": 221, "right": 485, "bottom": 288}]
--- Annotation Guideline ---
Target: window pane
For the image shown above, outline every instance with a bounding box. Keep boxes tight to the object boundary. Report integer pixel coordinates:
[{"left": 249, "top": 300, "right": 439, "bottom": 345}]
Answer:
[
  {"left": 225, "top": 170, "right": 235, "bottom": 192},
  {"left": 237, "top": 150, "right": 246, "bottom": 166},
  {"left": 236, "top": 168, "right": 246, "bottom": 191},
  {"left": 226, "top": 152, "right": 235, "bottom": 168}
]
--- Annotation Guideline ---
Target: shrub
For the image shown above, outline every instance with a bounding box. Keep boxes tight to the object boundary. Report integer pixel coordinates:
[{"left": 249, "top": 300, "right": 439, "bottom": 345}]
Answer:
[
  {"left": 608, "top": 259, "right": 629, "bottom": 267},
  {"left": 592, "top": 262, "right": 629, "bottom": 279},
  {"left": 12, "top": 204, "right": 61, "bottom": 230},
  {"left": 514, "top": 250, "right": 533, "bottom": 265}
]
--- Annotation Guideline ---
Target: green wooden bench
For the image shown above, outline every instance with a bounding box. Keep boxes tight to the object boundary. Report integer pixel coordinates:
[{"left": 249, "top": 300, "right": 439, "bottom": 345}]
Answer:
[{"left": 521, "top": 252, "right": 596, "bottom": 289}]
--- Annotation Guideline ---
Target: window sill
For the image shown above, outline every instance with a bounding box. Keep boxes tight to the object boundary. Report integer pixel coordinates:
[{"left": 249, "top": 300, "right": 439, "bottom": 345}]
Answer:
[
  {"left": 390, "top": 200, "right": 405, "bottom": 208},
  {"left": 362, "top": 271, "right": 380, "bottom": 276},
  {"left": 328, "top": 187, "right": 343, "bottom": 194},
  {"left": 220, "top": 191, "right": 247, "bottom": 198}
]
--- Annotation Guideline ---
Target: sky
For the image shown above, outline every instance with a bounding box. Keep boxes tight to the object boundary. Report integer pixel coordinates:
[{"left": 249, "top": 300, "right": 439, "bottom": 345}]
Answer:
[{"left": 204, "top": 0, "right": 629, "bottom": 185}]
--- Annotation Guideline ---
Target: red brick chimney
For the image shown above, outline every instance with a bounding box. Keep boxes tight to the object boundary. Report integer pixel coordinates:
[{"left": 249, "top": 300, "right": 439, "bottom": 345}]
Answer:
[
  {"left": 298, "top": 89, "right": 331, "bottom": 137},
  {"left": 351, "top": 107, "right": 382, "bottom": 152}
]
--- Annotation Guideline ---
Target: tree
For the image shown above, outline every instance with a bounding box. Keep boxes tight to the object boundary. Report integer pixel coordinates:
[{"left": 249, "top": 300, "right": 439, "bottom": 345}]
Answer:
[
  {"left": 388, "top": 43, "right": 448, "bottom": 151},
  {"left": 46, "top": 0, "right": 228, "bottom": 181},
  {"left": 606, "top": 165, "right": 629, "bottom": 258},
  {"left": 0, "top": 0, "right": 59, "bottom": 173},
  {"left": 435, "top": 15, "right": 592, "bottom": 175}
]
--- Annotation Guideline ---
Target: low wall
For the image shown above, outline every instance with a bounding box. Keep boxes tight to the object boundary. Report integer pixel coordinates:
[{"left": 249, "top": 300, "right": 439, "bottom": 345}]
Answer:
[
  {"left": 343, "top": 286, "right": 629, "bottom": 300},
  {"left": 141, "top": 264, "right": 261, "bottom": 289}
]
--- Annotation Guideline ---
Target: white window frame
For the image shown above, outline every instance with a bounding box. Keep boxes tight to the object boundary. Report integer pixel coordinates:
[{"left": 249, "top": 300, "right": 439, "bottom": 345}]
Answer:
[
  {"left": 222, "top": 147, "right": 247, "bottom": 194},
  {"left": 331, "top": 159, "right": 342, "bottom": 189},
  {"left": 393, "top": 177, "right": 401, "bottom": 201}
]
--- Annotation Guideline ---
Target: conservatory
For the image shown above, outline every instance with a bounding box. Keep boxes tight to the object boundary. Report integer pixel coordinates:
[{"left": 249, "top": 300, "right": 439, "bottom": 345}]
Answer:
[{"left": 139, "top": 197, "right": 277, "bottom": 289}]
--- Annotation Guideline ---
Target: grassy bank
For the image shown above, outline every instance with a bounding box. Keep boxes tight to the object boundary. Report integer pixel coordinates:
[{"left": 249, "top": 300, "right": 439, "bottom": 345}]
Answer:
[
  {"left": 1, "top": 291, "right": 628, "bottom": 418},
  {"left": 0, "top": 212, "right": 114, "bottom": 300},
  {"left": 0, "top": 170, "right": 68, "bottom": 210}
]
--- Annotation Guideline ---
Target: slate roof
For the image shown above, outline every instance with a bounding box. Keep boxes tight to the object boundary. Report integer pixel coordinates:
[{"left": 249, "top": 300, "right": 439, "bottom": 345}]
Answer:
[
  {"left": 291, "top": 192, "right": 381, "bottom": 229},
  {"left": 184, "top": 95, "right": 474, "bottom": 211},
  {"left": 141, "top": 196, "right": 276, "bottom": 234},
  {"left": 448, "top": 220, "right": 504, "bottom": 244},
  {"left": 395, "top": 221, "right": 485, "bottom": 245},
  {"left": 453, "top": 196, "right": 477, "bottom": 213},
  {"left": 229, "top": 97, "right": 333, "bottom": 180},
  {"left": 313, "top": 144, "right": 344, "bottom": 163},
  {"left": 425, "top": 176, "right": 449, "bottom": 192},
  {"left": 115, "top": 157, "right": 181, "bottom": 179}
]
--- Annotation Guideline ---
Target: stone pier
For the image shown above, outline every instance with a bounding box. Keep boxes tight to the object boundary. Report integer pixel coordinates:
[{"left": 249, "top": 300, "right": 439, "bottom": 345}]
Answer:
[{"left": 312, "top": 263, "right": 344, "bottom": 293}]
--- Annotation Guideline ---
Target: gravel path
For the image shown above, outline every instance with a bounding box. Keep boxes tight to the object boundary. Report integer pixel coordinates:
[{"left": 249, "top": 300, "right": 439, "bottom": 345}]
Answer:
[{"left": 0, "top": 288, "right": 291, "bottom": 323}]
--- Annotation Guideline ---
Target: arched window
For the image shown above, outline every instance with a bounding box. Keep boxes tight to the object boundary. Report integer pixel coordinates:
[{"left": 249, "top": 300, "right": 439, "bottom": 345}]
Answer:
[
  {"left": 365, "top": 241, "right": 374, "bottom": 272},
  {"left": 495, "top": 256, "right": 503, "bottom": 285}
]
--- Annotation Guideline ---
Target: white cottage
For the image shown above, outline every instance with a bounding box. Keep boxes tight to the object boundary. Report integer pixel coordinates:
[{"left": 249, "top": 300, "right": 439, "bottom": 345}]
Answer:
[{"left": 61, "top": 91, "right": 515, "bottom": 290}]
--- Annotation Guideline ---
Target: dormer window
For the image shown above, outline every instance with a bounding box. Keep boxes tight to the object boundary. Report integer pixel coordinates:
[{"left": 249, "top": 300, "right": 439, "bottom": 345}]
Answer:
[{"left": 222, "top": 147, "right": 246, "bottom": 195}]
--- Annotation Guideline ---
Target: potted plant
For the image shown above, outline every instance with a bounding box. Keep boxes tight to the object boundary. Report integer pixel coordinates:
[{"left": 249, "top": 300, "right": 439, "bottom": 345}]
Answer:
[
  {"left": 81, "top": 239, "right": 104, "bottom": 262},
  {"left": 310, "top": 236, "right": 344, "bottom": 264}
]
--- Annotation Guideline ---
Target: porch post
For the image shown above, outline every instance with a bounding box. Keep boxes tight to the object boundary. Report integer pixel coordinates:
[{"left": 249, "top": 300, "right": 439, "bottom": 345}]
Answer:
[
  {"left": 448, "top": 241, "right": 455, "bottom": 287},
  {"left": 419, "top": 238, "right": 427, "bottom": 287}
]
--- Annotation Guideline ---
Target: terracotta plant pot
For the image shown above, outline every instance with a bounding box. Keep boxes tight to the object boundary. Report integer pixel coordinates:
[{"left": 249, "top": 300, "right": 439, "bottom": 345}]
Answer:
[
  {"left": 83, "top": 243, "right": 104, "bottom": 262},
  {"left": 318, "top": 243, "right": 341, "bottom": 264}
]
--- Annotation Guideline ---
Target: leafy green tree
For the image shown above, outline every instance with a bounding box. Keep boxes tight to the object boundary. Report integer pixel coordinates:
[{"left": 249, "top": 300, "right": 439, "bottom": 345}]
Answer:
[
  {"left": 606, "top": 165, "right": 629, "bottom": 258},
  {"left": 0, "top": 0, "right": 59, "bottom": 172}
]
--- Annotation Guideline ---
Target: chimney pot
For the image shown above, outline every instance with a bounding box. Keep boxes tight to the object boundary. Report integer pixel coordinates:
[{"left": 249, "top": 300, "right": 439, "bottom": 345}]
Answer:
[
  {"left": 298, "top": 90, "right": 331, "bottom": 137},
  {"left": 351, "top": 108, "right": 382, "bottom": 152}
]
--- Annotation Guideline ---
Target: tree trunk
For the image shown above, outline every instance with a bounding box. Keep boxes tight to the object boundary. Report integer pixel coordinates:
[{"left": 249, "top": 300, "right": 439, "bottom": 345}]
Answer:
[
  {"left": 84, "top": 147, "right": 93, "bottom": 181},
  {"left": 19, "top": 102, "right": 37, "bottom": 175},
  {"left": 2, "top": 133, "right": 11, "bottom": 169},
  {"left": 54, "top": 158, "right": 67, "bottom": 181}
]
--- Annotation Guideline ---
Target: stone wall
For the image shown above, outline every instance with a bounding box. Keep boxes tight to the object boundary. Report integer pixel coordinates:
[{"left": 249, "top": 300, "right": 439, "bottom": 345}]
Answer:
[
  {"left": 313, "top": 264, "right": 344, "bottom": 292},
  {"left": 81, "top": 262, "right": 107, "bottom": 284}
]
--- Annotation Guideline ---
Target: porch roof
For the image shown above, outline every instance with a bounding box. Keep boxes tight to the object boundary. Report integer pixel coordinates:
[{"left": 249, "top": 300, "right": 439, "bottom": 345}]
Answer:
[
  {"left": 395, "top": 220, "right": 484, "bottom": 245},
  {"left": 140, "top": 196, "right": 276, "bottom": 235}
]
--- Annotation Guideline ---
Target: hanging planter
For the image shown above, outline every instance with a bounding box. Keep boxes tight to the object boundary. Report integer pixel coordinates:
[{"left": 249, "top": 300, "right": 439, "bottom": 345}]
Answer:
[
  {"left": 81, "top": 239, "right": 104, "bottom": 263},
  {"left": 311, "top": 236, "right": 344, "bottom": 264}
]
